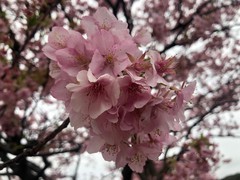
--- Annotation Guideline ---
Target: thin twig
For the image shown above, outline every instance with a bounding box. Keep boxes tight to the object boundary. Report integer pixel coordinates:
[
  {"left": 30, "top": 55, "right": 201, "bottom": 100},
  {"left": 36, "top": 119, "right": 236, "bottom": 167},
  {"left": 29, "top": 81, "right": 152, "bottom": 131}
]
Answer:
[
  {"left": 72, "top": 154, "right": 81, "bottom": 180},
  {"left": 30, "top": 145, "right": 82, "bottom": 157}
]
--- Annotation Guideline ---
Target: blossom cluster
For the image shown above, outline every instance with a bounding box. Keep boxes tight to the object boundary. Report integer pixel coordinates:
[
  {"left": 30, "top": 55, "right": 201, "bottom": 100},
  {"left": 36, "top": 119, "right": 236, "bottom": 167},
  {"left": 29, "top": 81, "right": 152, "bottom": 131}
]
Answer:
[
  {"left": 164, "top": 137, "right": 219, "bottom": 180},
  {"left": 43, "top": 7, "right": 195, "bottom": 172}
]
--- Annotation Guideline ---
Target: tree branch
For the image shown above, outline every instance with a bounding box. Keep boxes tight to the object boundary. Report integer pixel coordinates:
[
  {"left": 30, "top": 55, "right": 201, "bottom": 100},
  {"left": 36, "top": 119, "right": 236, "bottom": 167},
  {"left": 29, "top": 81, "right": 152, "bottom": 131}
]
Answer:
[
  {"left": 0, "top": 118, "right": 70, "bottom": 170},
  {"left": 104, "top": 0, "right": 121, "bottom": 17},
  {"left": 161, "top": 0, "right": 240, "bottom": 53},
  {"left": 31, "top": 145, "right": 82, "bottom": 157},
  {"left": 122, "top": 164, "right": 133, "bottom": 180},
  {"left": 120, "top": 0, "right": 134, "bottom": 32},
  {"left": 72, "top": 154, "right": 81, "bottom": 180},
  {"left": 185, "top": 100, "right": 238, "bottom": 139}
]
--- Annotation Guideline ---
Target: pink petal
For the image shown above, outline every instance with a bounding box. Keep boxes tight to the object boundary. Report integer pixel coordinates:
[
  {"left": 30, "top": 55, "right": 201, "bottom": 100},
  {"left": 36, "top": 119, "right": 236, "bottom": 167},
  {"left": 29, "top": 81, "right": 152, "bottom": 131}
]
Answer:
[
  {"left": 42, "top": 45, "right": 57, "bottom": 60},
  {"left": 48, "top": 27, "right": 69, "bottom": 49},
  {"left": 81, "top": 16, "right": 98, "bottom": 36},
  {"left": 50, "top": 79, "right": 71, "bottom": 101},
  {"left": 89, "top": 95, "right": 112, "bottom": 119},
  {"left": 133, "top": 29, "right": 152, "bottom": 46},
  {"left": 67, "top": 30, "right": 85, "bottom": 49},
  {"left": 89, "top": 50, "right": 110, "bottom": 77},
  {"left": 101, "top": 144, "right": 119, "bottom": 161},
  {"left": 87, "top": 69, "right": 97, "bottom": 83},
  {"left": 69, "top": 109, "right": 90, "bottom": 129},
  {"left": 76, "top": 70, "right": 89, "bottom": 84},
  {"left": 55, "top": 48, "right": 82, "bottom": 76},
  {"left": 94, "top": 7, "right": 117, "bottom": 28},
  {"left": 49, "top": 61, "right": 61, "bottom": 78},
  {"left": 86, "top": 136, "right": 105, "bottom": 153},
  {"left": 70, "top": 88, "right": 90, "bottom": 113},
  {"left": 104, "top": 78, "right": 120, "bottom": 106},
  {"left": 182, "top": 81, "right": 196, "bottom": 101},
  {"left": 91, "top": 30, "right": 115, "bottom": 54},
  {"left": 128, "top": 151, "right": 147, "bottom": 173}
]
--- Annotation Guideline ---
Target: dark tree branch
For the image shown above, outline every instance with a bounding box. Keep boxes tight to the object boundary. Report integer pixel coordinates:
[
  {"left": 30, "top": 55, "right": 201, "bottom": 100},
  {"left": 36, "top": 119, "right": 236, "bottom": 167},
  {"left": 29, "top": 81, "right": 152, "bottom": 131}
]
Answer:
[
  {"left": 211, "top": 134, "right": 240, "bottom": 138},
  {"left": 185, "top": 100, "right": 238, "bottom": 139},
  {"left": 157, "top": 146, "right": 172, "bottom": 180},
  {"left": 120, "top": 0, "right": 134, "bottom": 32},
  {"left": 161, "top": 0, "right": 240, "bottom": 53},
  {"left": 104, "top": 0, "right": 121, "bottom": 17},
  {"left": 174, "top": 0, "right": 183, "bottom": 28},
  {"left": 171, "top": 0, "right": 213, "bottom": 32},
  {"left": 0, "top": 173, "right": 15, "bottom": 176},
  {"left": 72, "top": 154, "right": 81, "bottom": 180},
  {"left": 161, "top": 0, "right": 213, "bottom": 53},
  {"left": 122, "top": 164, "right": 133, "bottom": 180},
  {"left": 21, "top": 0, "right": 61, "bottom": 52},
  {"left": 33, "top": 157, "right": 51, "bottom": 180},
  {"left": 0, "top": 118, "right": 70, "bottom": 170},
  {"left": 31, "top": 145, "right": 82, "bottom": 157}
]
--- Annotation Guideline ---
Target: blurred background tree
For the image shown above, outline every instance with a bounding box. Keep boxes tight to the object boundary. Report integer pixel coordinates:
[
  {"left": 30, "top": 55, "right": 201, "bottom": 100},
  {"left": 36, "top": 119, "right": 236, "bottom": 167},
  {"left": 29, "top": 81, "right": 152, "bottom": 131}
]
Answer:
[{"left": 0, "top": 0, "right": 239, "bottom": 179}]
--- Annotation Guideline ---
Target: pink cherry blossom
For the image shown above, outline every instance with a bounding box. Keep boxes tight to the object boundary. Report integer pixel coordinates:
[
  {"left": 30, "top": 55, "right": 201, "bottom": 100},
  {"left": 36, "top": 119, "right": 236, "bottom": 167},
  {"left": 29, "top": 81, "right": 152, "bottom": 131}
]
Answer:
[
  {"left": 81, "top": 7, "right": 128, "bottom": 38},
  {"left": 50, "top": 71, "right": 74, "bottom": 103},
  {"left": 55, "top": 30, "right": 93, "bottom": 76},
  {"left": 133, "top": 29, "right": 152, "bottom": 46},
  {"left": 125, "top": 53, "right": 152, "bottom": 81},
  {"left": 43, "top": 27, "right": 70, "bottom": 60},
  {"left": 43, "top": 7, "right": 196, "bottom": 174},
  {"left": 66, "top": 70, "right": 120, "bottom": 120},
  {"left": 146, "top": 50, "right": 173, "bottom": 86},
  {"left": 116, "top": 143, "right": 147, "bottom": 173},
  {"left": 89, "top": 29, "right": 139, "bottom": 77},
  {"left": 118, "top": 76, "right": 152, "bottom": 112},
  {"left": 86, "top": 135, "right": 120, "bottom": 161},
  {"left": 171, "top": 81, "right": 197, "bottom": 122},
  {"left": 90, "top": 112, "right": 128, "bottom": 144}
]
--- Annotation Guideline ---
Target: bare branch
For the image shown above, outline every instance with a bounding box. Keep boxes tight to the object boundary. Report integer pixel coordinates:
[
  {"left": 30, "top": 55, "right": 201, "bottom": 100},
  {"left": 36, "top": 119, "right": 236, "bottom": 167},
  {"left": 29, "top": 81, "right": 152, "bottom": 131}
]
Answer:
[{"left": 186, "top": 100, "right": 238, "bottom": 139}]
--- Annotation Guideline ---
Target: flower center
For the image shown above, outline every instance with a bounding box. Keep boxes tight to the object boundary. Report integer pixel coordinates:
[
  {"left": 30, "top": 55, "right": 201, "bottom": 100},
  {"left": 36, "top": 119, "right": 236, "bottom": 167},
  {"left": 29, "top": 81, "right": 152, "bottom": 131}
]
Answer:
[
  {"left": 76, "top": 54, "right": 89, "bottom": 67},
  {"left": 130, "top": 152, "right": 145, "bottom": 164},
  {"left": 100, "top": 22, "right": 111, "bottom": 31},
  {"left": 102, "top": 144, "right": 119, "bottom": 155},
  {"left": 155, "top": 61, "right": 166, "bottom": 74},
  {"left": 105, "top": 54, "right": 114, "bottom": 65},
  {"left": 88, "top": 82, "right": 104, "bottom": 96},
  {"left": 128, "top": 83, "right": 142, "bottom": 94}
]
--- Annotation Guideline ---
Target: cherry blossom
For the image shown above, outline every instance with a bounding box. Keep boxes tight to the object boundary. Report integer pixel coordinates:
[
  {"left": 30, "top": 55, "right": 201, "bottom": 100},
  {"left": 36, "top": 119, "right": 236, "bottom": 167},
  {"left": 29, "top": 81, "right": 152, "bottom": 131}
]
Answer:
[
  {"left": 89, "top": 29, "right": 136, "bottom": 77},
  {"left": 1, "top": 0, "right": 239, "bottom": 179},
  {"left": 66, "top": 70, "right": 120, "bottom": 120},
  {"left": 81, "top": 7, "right": 129, "bottom": 39},
  {"left": 44, "top": 7, "right": 196, "bottom": 172}
]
